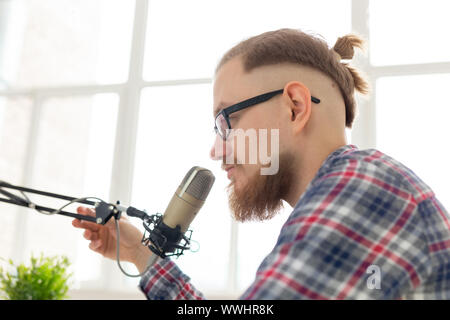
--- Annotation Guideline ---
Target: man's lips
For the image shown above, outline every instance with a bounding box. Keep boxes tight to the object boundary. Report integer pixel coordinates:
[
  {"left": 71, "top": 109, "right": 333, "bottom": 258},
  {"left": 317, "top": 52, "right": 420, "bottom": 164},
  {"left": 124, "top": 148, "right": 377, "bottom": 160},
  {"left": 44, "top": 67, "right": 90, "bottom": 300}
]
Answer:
[{"left": 223, "top": 165, "right": 235, "bottom": 179}]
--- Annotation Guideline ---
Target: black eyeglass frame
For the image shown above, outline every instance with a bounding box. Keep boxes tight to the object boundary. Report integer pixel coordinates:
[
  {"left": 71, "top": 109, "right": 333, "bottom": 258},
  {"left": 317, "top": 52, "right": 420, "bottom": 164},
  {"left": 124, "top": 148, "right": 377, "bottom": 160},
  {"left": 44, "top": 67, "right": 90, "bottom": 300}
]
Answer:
[{"left": 214, "top": 88, "right": 320, "bottom": 140}]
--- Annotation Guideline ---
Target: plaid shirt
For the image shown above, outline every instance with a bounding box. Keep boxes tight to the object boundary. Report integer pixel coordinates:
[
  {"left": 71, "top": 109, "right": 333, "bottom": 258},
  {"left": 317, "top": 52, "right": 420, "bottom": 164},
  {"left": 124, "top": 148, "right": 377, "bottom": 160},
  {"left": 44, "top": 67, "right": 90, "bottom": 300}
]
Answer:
[{"left": 139, "top": 145, "right": 450, "bottom": 299}]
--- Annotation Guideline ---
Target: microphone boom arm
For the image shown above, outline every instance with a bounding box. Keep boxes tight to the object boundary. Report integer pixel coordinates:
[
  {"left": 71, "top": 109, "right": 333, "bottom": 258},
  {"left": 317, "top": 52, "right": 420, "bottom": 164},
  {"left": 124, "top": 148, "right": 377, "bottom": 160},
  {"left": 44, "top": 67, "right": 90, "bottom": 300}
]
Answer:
[
  {"left": 0, "top": 181, "right": 117, "bottom": 224},
  {"left": 0, "top": 178, "right": 202, "bottom": 280}
]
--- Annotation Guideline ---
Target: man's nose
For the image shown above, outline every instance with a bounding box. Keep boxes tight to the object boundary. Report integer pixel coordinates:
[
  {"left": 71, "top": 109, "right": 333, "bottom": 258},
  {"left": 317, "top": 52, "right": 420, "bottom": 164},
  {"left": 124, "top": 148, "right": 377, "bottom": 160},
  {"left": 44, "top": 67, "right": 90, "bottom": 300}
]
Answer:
[{"left": 210, "top": 134, "right": 233, "bottom": 161}]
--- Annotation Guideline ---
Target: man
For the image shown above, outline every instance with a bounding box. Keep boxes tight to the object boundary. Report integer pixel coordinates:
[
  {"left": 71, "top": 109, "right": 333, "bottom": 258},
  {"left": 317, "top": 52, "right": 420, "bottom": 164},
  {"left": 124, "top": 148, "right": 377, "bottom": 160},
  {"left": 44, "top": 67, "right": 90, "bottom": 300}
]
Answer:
[{"left": 72, "top": 29, "right": 450, "bottom": 299}]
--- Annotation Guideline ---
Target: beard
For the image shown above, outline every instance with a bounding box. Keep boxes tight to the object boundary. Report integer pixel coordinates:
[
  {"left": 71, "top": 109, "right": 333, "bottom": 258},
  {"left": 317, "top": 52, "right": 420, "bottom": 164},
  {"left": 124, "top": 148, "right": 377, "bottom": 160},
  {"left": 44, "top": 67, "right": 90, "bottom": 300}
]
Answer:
[{"left": 226, "top": 152, "right": 295, "bottom": 222}]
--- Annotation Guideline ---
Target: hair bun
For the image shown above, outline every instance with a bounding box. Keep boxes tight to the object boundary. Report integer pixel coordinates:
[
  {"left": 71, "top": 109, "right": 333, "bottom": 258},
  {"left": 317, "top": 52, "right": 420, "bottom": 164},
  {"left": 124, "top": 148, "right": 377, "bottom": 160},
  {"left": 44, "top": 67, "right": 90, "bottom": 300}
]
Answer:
[{"left": 332, "top": 34, "right": 365, "bottom": 60}]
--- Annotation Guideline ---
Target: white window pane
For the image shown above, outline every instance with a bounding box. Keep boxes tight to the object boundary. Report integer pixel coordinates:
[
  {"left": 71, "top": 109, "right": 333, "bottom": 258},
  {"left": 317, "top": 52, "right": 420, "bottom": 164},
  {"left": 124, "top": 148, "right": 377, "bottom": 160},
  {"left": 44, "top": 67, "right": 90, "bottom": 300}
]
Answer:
[
  {"left": 133, "top": 84, "right": 231, "bottom": 294},
  {"left": 0, "top": 97, "right": 33, "bottom": 184},
  {"left": 22, "top": 94, "right": 118, "bottom": 284},
  {"left": 0, "top": 0, "right": 135, "bottom": 87},
  {"left": 0, "top": 97, "right": 33, "bottom": 262},
  {"left": 376, "top": 74, "right": 450, "bottom": 211},
  {"left": 144, "top": 0, "right": 351, "bottom": 81},
  {"left": 370, "top": 0, "right": 450, "bottom": 66}
]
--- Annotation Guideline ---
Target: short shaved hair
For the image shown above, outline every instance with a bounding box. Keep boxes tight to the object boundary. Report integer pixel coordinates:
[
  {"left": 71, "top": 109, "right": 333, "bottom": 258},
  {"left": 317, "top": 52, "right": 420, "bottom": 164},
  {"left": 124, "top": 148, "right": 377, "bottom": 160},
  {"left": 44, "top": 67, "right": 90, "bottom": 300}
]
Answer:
[{"left": 216, "top": 28, "right": 369, "bottom": 128}]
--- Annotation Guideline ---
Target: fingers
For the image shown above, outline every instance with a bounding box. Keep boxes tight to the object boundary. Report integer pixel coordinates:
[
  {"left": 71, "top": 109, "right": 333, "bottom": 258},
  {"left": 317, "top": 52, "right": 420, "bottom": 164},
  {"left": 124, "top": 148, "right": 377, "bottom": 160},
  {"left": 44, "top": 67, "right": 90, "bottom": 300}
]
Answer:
[
  {"left": 83, "top": 229, "right": 99, "bottom": 241},
  {"left": 89, "top": 239, "right": 103, "bottom": 251},
  {"left": 81, "top": 222, "right": 104, "bottom": 254},
  {"left": 72, "top": 218, "right": 101, "bottom": 232},
  {"left": 77, "top": 206, "right": 95, "bottom": 217},
  {"left": 72, "top": 206, "right": 101, "bottom": 232},
  {"left": 72, "top": 206, "right": 106, "bottom": 254}
]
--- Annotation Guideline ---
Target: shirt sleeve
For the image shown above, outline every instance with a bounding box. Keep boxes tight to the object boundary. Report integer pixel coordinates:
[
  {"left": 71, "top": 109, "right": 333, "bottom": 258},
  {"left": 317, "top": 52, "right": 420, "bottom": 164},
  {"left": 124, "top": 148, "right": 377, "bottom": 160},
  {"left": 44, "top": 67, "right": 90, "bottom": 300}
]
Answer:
[
  {"left": 240, "top": 158, "right": 432, "bottom": 299},
  {"left": 139, "top": 257, "right": 205, "bottom": 300}
]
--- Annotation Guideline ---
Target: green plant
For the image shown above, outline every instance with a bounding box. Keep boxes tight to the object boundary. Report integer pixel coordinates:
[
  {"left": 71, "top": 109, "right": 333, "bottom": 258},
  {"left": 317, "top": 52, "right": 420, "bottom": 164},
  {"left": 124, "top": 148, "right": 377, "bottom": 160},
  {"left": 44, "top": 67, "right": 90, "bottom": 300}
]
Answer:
[{"left": 0, "top": 253, "right": 73, "bottom": 300}]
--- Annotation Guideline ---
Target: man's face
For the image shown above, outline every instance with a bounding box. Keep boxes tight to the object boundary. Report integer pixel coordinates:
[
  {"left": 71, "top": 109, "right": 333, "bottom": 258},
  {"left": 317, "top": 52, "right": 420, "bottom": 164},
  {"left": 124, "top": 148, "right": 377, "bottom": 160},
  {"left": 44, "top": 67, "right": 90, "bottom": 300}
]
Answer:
[{"left": 210, "top": 58, "right": 295, "bottom": 221}]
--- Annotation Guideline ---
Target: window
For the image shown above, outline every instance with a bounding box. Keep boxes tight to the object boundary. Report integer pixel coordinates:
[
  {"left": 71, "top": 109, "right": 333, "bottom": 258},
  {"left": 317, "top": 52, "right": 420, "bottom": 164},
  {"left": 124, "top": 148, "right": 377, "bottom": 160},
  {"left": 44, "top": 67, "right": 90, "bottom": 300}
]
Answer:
[
  {"left": 1, "top": 0, "right": 448, "bottom": 299},
  {"left": 0, "top": 0, "right": 134, "bottom": 87},
  {"left": 369, "top": 0, "right": 450, "bottom": 66},
  {"left": 0, "top": 94, "right": 119, "bottom": 285},
  {"left": 367, "top": 0, "right": 450, "bottom": 212},
  {"left": 0, "top": 97, "right": 33, "bottom": 261},
  {"left": 376, "top": 75, "right": 450, "bottom": 210},
  {"left": 143, "top": 0, "right": 351, "bottom": 81}
]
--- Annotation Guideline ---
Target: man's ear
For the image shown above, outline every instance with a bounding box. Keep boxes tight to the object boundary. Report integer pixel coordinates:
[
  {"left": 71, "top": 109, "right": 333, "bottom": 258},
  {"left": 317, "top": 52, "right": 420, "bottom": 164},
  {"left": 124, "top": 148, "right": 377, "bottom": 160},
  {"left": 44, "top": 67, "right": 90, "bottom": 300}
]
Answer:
[{"left": 283, "top": 81, "right": 312, "bottom": 135}]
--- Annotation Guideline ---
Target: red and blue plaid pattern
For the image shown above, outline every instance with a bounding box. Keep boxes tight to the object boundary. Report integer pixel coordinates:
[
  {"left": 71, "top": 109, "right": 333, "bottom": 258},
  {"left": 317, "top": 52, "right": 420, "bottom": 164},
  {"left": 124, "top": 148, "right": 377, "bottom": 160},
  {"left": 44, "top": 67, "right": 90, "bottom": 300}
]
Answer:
[{"left": 139, "top": 145, "right": 450, "bottom": 299}]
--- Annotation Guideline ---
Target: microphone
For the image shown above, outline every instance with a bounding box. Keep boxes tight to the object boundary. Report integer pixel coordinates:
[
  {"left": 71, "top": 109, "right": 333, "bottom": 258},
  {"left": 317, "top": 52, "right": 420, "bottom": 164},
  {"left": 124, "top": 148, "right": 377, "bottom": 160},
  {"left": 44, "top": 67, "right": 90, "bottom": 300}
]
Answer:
[{"left": 126, "top": 166, "right": 215, "bottom": 258}]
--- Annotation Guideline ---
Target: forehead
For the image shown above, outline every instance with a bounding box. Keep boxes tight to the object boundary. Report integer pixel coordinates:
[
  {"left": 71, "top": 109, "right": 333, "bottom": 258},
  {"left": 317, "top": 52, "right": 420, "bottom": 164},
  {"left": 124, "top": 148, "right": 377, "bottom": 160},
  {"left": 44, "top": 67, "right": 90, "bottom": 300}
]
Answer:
[
  {"left": 214, "top": 58, "right": 246, "bottom": 92},
  {"left": 213, "top": 58, "right": 260, "bottom": 116},
  {"left": 213, "top": 58, "right": 242, "bottom": 115}
]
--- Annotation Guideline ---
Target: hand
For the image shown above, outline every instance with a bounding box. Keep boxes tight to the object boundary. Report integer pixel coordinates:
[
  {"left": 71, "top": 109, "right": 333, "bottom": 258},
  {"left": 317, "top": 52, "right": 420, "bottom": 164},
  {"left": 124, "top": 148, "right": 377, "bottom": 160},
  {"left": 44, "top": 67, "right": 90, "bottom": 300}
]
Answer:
[{"left": 72, "top": 206, "right": 148, "bottom": 267}]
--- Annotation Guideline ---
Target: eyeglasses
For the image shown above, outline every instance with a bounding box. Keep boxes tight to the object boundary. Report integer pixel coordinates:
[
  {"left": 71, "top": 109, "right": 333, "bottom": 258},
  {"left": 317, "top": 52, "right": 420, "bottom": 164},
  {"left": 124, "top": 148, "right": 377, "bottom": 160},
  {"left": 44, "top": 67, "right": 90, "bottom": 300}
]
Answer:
[{"left": 214, "top": 88, "right": 320, "bottom": 140}]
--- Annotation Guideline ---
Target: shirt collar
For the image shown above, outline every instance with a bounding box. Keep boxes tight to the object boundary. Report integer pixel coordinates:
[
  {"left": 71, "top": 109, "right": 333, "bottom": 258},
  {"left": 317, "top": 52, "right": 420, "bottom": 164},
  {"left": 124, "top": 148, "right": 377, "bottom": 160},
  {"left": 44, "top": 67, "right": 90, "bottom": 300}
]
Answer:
[
  {"left": 313, "top": 144, "right": 358, "bottom": 181},
  {"left": 293, "top": 144, "right": 359, "bottom": 207},
  {"left": 323, "top": 144, "right": 358, "bottom": 164}
]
